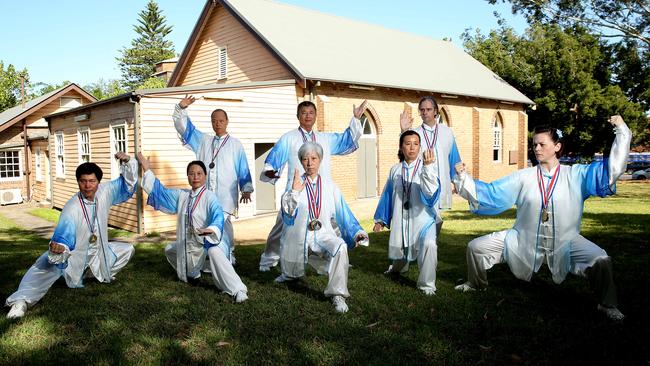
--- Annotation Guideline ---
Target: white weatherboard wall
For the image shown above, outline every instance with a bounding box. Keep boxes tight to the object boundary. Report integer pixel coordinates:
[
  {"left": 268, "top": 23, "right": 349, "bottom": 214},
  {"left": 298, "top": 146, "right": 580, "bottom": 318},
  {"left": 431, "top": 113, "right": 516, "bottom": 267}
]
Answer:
[{"left": 138, "top": 83, "right": 298, "bottom": 233}]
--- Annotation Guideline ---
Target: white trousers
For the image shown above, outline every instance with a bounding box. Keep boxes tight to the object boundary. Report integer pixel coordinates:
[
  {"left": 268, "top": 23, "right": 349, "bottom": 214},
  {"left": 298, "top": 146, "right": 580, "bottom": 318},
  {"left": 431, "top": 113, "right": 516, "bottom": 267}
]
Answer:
[
  {"left": 388, "top": 225, "right": 438, "bottom": 292},
  {"left": 306, "top": 245, "right": 350, "bottom": 298},
  {"left": 165, "top": 243, "right": 247, "bottom": 296},
  {"left": 259, "top": 212, "right": 283, "bottom": 268},
  {"left": 5, "top": 242, "right": 134, "bottom": 307},
  {"left": 464, "top": 230, "right": 618, "bottom": 306}
]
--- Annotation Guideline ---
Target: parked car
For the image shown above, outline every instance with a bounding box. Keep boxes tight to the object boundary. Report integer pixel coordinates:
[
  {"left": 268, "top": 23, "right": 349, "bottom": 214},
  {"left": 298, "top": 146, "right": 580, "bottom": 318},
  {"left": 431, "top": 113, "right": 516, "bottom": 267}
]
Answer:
[{"left": 632, "top": 168, "right": 650, "bottom": 180}]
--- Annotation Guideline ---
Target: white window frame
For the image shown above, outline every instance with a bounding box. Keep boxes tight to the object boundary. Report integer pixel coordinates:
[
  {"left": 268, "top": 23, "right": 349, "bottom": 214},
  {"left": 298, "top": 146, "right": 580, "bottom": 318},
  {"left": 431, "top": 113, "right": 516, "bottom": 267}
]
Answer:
[
  {"left": 78, "top": 128, "right": 91, "bottom": 164},
  {"left": 492, "top": 116, "right": 503, "bottom": 163},
  {"left": 35, "top": 147, "right": 43, "bottom": 181},
  {"left": 60, "top": 97, "right": 82, "bottom": 108},
  {"left": 110, "top": 121, "right": 128, "bottom": 179},
  {"left": 55, "top": 131, "right": 65, "bottom": 178},
  {"left": 218, "top": 46, "right": 228, "bottom": 80},
  {"left": 0, "top": 149, "right": 23, "bottom": 182}
]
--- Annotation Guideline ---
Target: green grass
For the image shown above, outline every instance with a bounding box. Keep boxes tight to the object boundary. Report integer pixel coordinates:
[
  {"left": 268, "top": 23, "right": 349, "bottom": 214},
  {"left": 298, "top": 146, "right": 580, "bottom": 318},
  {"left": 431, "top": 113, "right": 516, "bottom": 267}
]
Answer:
[
  {"left": 28, "top": 208, "right": 134, "bottom": 239},
  {"left": 3, "top": 182, "right": 649, "bottom": 365}
]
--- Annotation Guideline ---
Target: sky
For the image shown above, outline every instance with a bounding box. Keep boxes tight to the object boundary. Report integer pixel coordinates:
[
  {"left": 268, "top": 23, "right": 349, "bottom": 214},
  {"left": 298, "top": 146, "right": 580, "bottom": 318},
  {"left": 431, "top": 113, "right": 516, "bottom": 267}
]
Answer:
[{"left": 0, "top": 0, "right": 528, "bottom": 88}]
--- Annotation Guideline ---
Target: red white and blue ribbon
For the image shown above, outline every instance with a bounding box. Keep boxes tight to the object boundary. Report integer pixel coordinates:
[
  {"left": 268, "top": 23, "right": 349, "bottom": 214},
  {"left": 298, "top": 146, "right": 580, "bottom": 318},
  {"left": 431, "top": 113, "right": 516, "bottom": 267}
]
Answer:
[
  {"left": 210, "top": 134, "right": 230, "bottom": 164},
  {"left": 304, "top": 175, "right": 322, "bottom": 221},
  {"left": 298, "top": 128, "right": 316, "bottom": 143},
  {"left": 401, "top": 159, "right": 422, "bottom": 200},
  {"left": 422, "top": 124, "right": 439, "bottom": 150},
  {"left": 186, "top": 186, "right": 207, "bottom": 228},
  {"left": 536, "top": 164, "right": 560, "bottom": 211},
  {"left": 78, "top": 193, "right": 97, "bottom": 234}
]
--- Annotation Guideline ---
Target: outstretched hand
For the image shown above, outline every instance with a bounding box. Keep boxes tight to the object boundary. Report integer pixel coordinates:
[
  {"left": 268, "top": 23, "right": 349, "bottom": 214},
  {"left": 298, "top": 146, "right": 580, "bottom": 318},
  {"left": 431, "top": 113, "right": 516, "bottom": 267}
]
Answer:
[
  {"left": 609, "top": 115, "right": 624, "bottom": 126},
  {"left": 114, "top": 152, "right": 130, "bottom": 163},
  {"left": 136, "top": 152, "right": 151, "bottom": 172},
  {"left": 423, "top": 149, "right": 436, "bottom": 165},
  {"left": 292, "top": 169, "right": 306, "bottom": 192},
  {"left": 240, "top": 192, "right": 252, "bottom": 204},
  {"left": 179, "top": 94, "right": 196, "bottom": 109},
  {"left": 353, "top": 100, "right": 369, "bottom": 119},
  {"left": 400, "top": 110, "right": 413, "bottom": 132}
]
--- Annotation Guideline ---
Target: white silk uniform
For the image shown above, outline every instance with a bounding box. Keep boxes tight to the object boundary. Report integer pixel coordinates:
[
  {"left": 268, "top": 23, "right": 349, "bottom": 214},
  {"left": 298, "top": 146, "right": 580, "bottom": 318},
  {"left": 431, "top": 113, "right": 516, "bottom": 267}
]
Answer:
[
  {"left": 453, "top": 123, "right": 631, "bottom": 306},
  {"left": 142, "top": 170, "right": 247, "bottom": 296},
  {"left": 6, "top": 160, "right": 138, "bottom": 307}
]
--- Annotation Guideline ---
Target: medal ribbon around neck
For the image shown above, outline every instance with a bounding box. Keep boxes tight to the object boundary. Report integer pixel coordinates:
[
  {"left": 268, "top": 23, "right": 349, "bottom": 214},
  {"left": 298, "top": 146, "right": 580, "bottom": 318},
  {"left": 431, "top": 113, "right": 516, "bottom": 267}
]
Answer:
[
  {"left": 422, "top": 123, "right": 439, "bottom": 150},
  {"left": 536, "top": 164, "right": 560, "bottom": 212},
  {"left": 210, "top": 135, "right": 230, "bottom": 167},
  {"left": 78, "top": 193, "right": 97, "bottom": 236},
  {"left": 186, "top": 186, "right": 207, "bottom": 229},
  {"left": 401, "top": 159, "right": 422, "bottom": 202},
  {"left": 298, "top": 128, "right": 316, "bottom": 143},
  {"left": 304, "top": 175, "right": 322, "bottom": 221}
]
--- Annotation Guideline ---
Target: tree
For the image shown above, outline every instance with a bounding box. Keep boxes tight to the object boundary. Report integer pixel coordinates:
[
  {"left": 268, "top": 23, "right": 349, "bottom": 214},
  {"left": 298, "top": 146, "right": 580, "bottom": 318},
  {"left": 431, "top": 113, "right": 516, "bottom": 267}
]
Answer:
[
  {"left": 116, "top": 0, "right": 174, "bottom": 90},
  {"left": 463, "top": 23, "right": 649, "bottom": 156},
  {"left": 0, "top": 61, "right": 29, "bottom": 112},
  {"left": 83, "top": 78, "right": 126, "bottom": 100},
  {"left": 488, "top": 0, "right": 650, "bottom": 48},
  {"left": 31, "top": 80, "right": 72, "bottom": 98}
]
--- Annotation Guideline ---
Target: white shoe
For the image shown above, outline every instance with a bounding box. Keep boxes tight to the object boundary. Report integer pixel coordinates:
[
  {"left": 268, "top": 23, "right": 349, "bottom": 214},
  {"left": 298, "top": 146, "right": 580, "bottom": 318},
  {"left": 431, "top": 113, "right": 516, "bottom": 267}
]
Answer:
[
  {"left": 454, "top": 282, "right": 477, "bottom": 292},
  {"left": 598, "top": 304, "right": 624, "bottom": 321},
  {"left": 274, "top": 274, "right": 297, "bottom": 283},
  {"left": 421, "top": 288, "right": 436, "bottom": 296},
  {"left": 234, "top": 291, "right": 248, "bottom": 303},
  {"left": 332, "top": 295, "right": 348, "bottom": 313},
  {"left": 7, "top": 300, "right": 27, "bottom": 319},
  {"left": 259, "top": 265, "right": 271, "bottom": 272}
]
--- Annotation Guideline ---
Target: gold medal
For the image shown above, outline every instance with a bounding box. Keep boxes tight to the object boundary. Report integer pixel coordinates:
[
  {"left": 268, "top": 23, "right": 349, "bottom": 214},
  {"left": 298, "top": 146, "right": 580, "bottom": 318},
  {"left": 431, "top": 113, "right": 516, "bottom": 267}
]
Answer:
[
  {"left": 403, "top": 200, "right": 410, "bottom": 210},
  {"left": 542, "top": 209, "right": 549, "bottom": 222},
  {"left": 308, "top": 219, "right": 322, "bottom": 231},
  {"left": 89, "top": 234, "right": 97, "bottom": 243}
]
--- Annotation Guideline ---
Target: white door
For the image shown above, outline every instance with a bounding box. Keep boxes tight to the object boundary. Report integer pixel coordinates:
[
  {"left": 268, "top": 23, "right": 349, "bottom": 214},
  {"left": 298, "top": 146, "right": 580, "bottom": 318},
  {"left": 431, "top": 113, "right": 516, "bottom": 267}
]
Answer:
[{"left": 255, "top": 143, "right": 276, "bottom": 213}]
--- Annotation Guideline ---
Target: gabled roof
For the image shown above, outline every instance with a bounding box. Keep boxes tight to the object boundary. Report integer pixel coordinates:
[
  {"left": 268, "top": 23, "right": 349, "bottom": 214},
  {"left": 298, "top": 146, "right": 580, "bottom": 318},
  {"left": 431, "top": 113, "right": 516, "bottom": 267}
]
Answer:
[
  {"left": 0, "top": 83, "right": 97, "bottom": 132},
  {"left": 171, "top": 0, "right": 533, "bottom": 105}
]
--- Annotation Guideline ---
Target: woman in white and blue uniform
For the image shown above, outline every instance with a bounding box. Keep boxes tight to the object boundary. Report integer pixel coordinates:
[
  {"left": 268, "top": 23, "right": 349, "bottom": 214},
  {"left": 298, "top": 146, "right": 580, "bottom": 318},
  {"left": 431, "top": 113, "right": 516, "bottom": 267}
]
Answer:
[
  {"left": 137, "top": 154, "right": 248, "bottom": 303},
  {"left": 453, "top": 116, "right": 631, "bottom": 320},
  {"left": 278, "top": 142, "right": 369, "bottom": 313},
  {"left": 374, "top": 130, "right": 441, "bottom": 295}
]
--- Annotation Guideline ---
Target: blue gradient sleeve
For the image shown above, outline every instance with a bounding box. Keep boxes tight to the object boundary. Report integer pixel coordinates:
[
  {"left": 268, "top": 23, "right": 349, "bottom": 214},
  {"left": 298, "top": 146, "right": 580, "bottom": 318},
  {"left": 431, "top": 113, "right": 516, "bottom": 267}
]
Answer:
[
  {"left": 146, "top": 178, "right": 181, "bottom": 215},
  {"left": 448, "top": 140, "right": 462, "bottom": 181},
  {"left": 575, "top": 159, "right": 614, "bottom": 199},
  {"left": 420, "top": 177, "right": 441, "bottom": 208},
  {"left": 472, "top": 173, "right": 520, "bottom": 215},
  {"left": 236, "top": 147, "right": 253, "bottom": 191},
  {"left": 335, "top": 190, "right": 363, "bottom": 249},
  {"left": 51, "top": 209, "right": 77, "bottom": 251},
  {"left": 108, "top": 176, "right": 136, "bottom": 206},
  {"left": 329, "top": 129, "right": 358, "bottom": 156},
  {"left": 373, "top": 175, "right": 394, "bottom": 228},
  {"left": 180, "top": 117, "right": 204, "bottom": 153},
  {"left": 265, "top": 135, "right": 290, "bottom": 173}
]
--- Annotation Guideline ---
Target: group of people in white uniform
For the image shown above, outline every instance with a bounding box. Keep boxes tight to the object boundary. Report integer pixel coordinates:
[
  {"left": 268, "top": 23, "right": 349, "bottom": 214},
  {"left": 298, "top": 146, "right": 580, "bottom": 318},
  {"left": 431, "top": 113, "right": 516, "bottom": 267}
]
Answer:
[{"left": 5, "top": 95, "right": 630, "bottom": 321}]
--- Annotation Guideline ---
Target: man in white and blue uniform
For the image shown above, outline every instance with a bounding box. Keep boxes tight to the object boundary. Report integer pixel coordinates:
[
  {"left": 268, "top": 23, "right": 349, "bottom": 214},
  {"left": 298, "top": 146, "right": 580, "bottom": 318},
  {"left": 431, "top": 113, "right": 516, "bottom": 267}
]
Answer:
[
  {"left": 258, "top": 100, "right": 368, "bottom": 271},
  {"left": 173, "top": 95, "right": 253, "bottom": 262},
  {"left": 6, "top": 153, "right": 138, "bottom": 319}
]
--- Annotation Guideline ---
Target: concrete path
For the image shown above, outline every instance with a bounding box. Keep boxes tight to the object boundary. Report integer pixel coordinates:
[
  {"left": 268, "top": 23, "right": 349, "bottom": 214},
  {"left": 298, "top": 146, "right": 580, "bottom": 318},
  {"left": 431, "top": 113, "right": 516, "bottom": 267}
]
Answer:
[{"left": 0, "top": 197, "right": 380, "bottom": 245}]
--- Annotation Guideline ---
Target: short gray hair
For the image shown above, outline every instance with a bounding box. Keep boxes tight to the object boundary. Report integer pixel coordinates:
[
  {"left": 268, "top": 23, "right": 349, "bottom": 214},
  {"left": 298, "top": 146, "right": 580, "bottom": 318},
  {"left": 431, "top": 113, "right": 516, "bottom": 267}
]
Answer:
[{"left": 298, "top": 142, "right": 323, "bottom": 161}]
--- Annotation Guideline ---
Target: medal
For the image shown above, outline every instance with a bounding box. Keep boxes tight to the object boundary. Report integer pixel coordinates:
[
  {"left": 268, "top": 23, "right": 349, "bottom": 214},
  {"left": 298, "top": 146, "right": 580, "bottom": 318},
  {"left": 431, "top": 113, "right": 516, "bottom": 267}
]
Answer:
[
  {"left": 186, "top": 186, "right": 207, "bottom": 238},
  {"left": 89, "top": 234, "right": 97, "bottom": 243},
  {"left": 401, "top": 159, "right": 421, "bottom": 211},
  {"left": 208, "top": 135, "right": 230, "bottom": 172},
  {"left": 536, "top": 165, "right": 560, "bottom": 224},
  {"left": 403, "top": 201, "right": 410, "bottom": 210},
  {"left": 422, "top": 123, "right": 439, "bottom": 151},
  {"left": 308, "top": 219, "right": 322, "bottom": 231},
  {"left": 298, "top": 127, "right": 316, "bottom": 143},
  {"left": 78, "top": 193, "right": 98, "bottom": 244}
]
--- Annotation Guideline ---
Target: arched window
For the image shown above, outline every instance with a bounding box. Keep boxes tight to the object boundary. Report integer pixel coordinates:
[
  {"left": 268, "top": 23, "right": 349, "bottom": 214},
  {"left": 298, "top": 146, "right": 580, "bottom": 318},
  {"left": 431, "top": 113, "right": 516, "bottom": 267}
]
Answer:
[
  {"left": 439, "top": 107, "right": 451, "bottom": 127},
  {"left": 361, "top": 111, "right": 375, "bottom": 135},
  {"left": 493, "top": 114, "right": 503, "bottom": 162}
]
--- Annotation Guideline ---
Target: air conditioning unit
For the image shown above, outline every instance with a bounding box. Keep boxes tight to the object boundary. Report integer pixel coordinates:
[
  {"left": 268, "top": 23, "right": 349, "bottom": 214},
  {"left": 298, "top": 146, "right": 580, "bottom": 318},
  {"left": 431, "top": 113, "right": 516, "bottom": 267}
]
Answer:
[{"left": 0, "top": 188, "right": 23, "bottom": 205}]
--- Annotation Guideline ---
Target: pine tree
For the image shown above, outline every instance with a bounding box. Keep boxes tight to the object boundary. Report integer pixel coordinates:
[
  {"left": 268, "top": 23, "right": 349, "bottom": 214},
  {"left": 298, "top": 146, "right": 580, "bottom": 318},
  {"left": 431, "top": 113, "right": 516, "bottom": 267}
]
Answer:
[{"left": 116, "top": 0, "right": 175, "bottom": 90}]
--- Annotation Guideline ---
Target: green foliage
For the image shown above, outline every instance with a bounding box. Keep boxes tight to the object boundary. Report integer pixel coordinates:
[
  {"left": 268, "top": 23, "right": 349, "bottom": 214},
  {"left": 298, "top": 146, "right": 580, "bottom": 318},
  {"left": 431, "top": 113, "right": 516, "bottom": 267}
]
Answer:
[
  {"left": 463, "top": 23, "right": 649, "bottom": 155},
  {"left": 83, "top": 78, "right": 126, "bottom": 100},
  {"left": 137, "top": 76, "right": 167, "bottom": 90},
  {"left": 116, "top": 0, "right": 175, "bottom": 91},
  {"left": 2, "top": 183, "right": 649, "bottom": 364},
  {"left": 0, "top": 61, "right": 29, "bottom": 112}
]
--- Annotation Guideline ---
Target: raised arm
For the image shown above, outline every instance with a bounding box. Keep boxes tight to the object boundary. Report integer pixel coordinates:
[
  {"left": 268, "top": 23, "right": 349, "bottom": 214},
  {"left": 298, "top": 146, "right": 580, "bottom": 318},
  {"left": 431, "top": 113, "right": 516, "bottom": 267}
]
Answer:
[
  {"left": 453, "top": 163, "right": 521, "bottom": 215},
  {"left": 137, "top": 152, "right": 181, "bottom": 214},
  {"left": 173, "top": 95, "right": 204, "bottom": 153},
  {"left": 328, "top": 100, "right": 368, "bottom": 156},
  {"left": 260, "top": 134, "right": 291, "bottom": 184},
  {"left": 607, "top": 115, "right": 632, "bottom": 187},
  {"left": 420, "top": 150, "right": 441, "bottom": 207},
  {"left": 108, "top": 152, "right": 138, "bottom": 206}
]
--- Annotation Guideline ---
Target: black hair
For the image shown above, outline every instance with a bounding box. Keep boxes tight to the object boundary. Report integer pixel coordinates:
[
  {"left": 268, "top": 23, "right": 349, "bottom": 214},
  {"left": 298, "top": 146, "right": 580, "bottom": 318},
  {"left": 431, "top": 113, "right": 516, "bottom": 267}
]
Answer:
[
  {"left": 76, "top": 162, "right": 103, "bottom": 181},
  {"left": 532, "top": 125, "right": 564, "bottom": 158},
  {"left": 211, "top": 108, "right": 229, "bottom": 120},
  {"left": 297, "top": 101, "right": 317, "bottom": 118},
  {"left": 187, "top": 160, "right": 207, "bottom": 175},
  {"left": 418, "top": 95, "right": 439, "bottom": 113},
  {"left": 398, "top": 130, "right": 421, "bottom": 162}
]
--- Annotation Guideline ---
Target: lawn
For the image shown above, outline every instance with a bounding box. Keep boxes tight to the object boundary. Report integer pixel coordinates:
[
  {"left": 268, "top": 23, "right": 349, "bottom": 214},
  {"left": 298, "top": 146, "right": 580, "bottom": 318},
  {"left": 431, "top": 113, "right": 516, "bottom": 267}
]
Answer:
[{"left": 1, "top": 182, "right": 649, "bottom": 365}]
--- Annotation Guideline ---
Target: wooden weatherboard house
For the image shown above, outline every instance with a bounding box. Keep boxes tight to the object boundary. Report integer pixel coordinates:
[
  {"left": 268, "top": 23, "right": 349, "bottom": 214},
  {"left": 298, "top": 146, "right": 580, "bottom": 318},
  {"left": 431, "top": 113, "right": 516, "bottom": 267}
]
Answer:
[
  {"left": 46, "top": 0, "right": 533, "bottom": 234},
  {"left": 0, "top": 83, "right": 96, "bottom": 206}
]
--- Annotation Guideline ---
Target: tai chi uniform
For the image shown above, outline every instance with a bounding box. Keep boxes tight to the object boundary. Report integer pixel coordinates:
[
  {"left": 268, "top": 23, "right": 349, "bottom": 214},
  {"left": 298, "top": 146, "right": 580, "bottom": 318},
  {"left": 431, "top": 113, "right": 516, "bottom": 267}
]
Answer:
[
  {"left": 374, "top": 159, "right": 441, "bottom": 292},
  {"left": 280, "top": 175, "right": 368, "bottom": 298},
  {"left": 143, "top": 170, "right": 247, "bottom": 296},
  {"left": 453, "top": 123, "right": 631, "bottom": 307},
  {"left": 259, "top": 118, "right": 363, "bottom": 269},
  {"left": 173, "top": 104, "right": 253, "bottom": 258},
  {"left": 411, "top": 123, "right": 461, "bottom": 230},
  {"left": 6, "top": 160, "right": 138, "bottom": 307}
]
